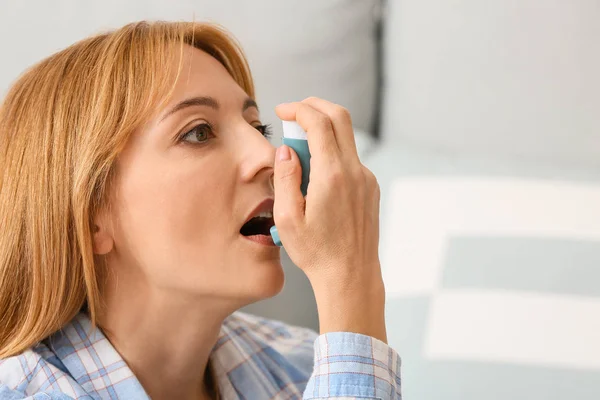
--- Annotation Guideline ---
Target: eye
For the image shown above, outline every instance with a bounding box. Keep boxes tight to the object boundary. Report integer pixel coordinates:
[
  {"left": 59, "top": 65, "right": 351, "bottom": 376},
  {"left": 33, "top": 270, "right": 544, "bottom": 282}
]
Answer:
[
  {"left": 180, "top": 123, "right": 214, "bottom": 144},
  {"left": 255, "top": 124, "right": 273, "bottom": 138}
]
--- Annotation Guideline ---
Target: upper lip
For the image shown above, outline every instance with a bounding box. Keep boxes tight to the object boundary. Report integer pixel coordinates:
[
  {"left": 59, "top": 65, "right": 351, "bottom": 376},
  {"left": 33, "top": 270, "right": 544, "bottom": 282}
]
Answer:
[{"left": 242, "top": 198, "right": 274, "bottom": 226}]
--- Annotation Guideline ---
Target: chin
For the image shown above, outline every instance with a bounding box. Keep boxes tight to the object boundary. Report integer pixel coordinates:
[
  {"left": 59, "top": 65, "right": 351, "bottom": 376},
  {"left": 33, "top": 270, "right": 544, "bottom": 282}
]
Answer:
[{"left": 242, "top": 258, "right": 285, "bottom": 301}]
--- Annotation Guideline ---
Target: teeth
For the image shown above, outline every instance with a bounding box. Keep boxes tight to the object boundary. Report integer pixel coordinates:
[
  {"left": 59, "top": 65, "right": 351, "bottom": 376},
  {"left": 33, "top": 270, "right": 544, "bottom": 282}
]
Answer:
[{"left": 256, "top": 211, "right": 273, "bottom": 218}]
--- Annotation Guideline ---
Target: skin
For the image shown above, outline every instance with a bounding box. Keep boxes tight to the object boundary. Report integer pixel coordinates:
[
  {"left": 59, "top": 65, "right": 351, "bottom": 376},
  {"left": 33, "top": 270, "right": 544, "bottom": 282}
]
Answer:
[{"left": 93, "top": 45, "right": 386, "bottom": 400}]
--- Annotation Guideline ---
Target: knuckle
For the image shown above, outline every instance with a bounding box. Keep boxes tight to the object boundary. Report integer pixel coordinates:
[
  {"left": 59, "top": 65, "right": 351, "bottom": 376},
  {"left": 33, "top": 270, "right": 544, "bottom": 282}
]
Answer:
[
  {"left": 363, "top": 166, "right": 380, "bottom": 190},
  {"left": 303, "top": 96, "right": 320, "bottom": 103},
  {"left": 274, "top": 210, "right": 295, "bottom": 230},
  {"left": 327, "top": 165, "right": 345, "bottom": 185},
  {"left": 362, "top": 166, "right": 376, "bottom": 182},
  {"left": 332, "top": 105, "right": 351, "bottom": 122},
  {"left": 350, "top": 163, "right": 364, "bottom": 179}
]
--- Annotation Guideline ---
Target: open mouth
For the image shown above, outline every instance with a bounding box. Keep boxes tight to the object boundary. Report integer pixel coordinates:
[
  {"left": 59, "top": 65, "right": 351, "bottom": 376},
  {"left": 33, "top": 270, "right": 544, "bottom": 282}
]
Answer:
[{"left": 240, "top": 211, "right": 275, "bottom": 237}]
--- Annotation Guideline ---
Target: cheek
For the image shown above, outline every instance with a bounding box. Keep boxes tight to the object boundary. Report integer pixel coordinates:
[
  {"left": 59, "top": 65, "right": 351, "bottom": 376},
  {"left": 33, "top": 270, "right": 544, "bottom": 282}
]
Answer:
[{"left": 113, "top": 153, "right": 236, "bottom": 259}]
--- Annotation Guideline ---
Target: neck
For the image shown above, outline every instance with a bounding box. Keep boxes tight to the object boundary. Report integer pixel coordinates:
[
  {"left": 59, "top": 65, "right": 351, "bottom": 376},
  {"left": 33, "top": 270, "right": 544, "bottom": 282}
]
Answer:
[{"left": 98, "top": 261, "right": 238, "bottom": 400}]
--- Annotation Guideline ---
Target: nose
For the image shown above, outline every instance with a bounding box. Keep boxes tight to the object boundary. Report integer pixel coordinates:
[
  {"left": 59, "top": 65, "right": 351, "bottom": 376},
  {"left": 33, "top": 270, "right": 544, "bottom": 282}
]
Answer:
[{"left": 238, "top": 123, "right": 276, "bottom": 185}]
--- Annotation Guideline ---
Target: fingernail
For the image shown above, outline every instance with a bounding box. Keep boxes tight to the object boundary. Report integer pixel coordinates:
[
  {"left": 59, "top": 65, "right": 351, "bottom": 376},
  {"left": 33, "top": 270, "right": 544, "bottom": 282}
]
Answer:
[
  {"left": 277, "top": 145, "right": 291, "bottom": 161},
  {"left": 276, "top": 102, "right": 289, "bottom": 108}
]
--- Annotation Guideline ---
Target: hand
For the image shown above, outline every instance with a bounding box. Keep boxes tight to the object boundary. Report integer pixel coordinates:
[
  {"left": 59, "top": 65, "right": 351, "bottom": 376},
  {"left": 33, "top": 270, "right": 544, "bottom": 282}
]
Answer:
[{"left": 273, "top": 97, "right": 387, "bottom": 343}]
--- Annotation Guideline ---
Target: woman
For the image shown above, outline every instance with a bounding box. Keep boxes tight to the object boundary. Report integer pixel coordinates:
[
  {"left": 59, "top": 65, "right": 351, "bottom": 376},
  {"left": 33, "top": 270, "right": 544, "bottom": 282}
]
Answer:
[{"left": 0, "top": 21, "right": 401, "bottom": 400}]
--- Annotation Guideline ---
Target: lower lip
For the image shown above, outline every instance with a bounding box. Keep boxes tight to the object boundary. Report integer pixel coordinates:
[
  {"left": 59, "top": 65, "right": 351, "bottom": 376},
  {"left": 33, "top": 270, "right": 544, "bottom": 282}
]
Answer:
[{"left": 242, "top": 234, "right": 277, "bottom": 247}]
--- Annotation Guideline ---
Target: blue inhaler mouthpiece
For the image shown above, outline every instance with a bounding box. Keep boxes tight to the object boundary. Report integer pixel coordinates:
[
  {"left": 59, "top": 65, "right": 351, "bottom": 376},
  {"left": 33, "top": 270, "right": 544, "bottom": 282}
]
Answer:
[{"left": 270, "top": 121, "right": 311, "bottom": 247}]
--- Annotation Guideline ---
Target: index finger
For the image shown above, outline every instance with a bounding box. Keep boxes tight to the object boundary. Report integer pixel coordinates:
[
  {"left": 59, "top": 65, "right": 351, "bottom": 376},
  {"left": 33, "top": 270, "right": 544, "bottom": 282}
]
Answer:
[
  {"left": 275, "top": 102, "right": 340, "bottom": 163},
  {"left": 301, "top": 97, "right": 359, "bottom": 163}
]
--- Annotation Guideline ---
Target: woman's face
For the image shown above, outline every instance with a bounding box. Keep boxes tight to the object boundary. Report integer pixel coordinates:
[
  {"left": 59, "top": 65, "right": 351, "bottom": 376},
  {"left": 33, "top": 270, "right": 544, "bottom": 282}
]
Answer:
[{"left": 102, "top": 46, "right": 282, "bottom": 303}]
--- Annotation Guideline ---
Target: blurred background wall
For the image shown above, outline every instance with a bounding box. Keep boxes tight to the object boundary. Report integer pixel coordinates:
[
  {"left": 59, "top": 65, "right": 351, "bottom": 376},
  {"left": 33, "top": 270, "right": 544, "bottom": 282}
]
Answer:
[{"left": 1, "top": 1, "right": 599, "bottom": 399}]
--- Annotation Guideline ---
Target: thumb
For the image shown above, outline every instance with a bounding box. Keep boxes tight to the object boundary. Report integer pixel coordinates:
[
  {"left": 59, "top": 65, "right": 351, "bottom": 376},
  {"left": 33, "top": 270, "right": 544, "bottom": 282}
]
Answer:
[{"left": 273, "top": 145, "right": 305, "bottom": 231}]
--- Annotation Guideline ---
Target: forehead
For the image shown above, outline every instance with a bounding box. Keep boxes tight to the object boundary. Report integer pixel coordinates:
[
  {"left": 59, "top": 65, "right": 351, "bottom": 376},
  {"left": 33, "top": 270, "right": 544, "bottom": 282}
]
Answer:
[{"left": 169, "top": 45, "right": 248, "bottom": 106}]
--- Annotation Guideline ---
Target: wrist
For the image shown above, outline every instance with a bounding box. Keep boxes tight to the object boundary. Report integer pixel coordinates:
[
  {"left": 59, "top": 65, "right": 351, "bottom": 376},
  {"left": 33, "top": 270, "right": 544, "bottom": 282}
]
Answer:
[{"left": 312, "top": 276, "right": 387, "bottom": 343}]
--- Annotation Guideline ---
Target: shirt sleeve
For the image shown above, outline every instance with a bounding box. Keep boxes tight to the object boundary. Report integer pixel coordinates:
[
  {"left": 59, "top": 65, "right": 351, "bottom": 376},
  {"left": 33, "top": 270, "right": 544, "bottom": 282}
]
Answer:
[{"left": 303, "top": 332, "right": 402, "bottom": 399}]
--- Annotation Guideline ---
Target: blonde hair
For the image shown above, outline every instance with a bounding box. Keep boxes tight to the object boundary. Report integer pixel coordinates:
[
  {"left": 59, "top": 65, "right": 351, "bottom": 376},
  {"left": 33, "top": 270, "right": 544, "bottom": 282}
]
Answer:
[{"left": 0, "top": 21, "right": 254, "bottom": 358}]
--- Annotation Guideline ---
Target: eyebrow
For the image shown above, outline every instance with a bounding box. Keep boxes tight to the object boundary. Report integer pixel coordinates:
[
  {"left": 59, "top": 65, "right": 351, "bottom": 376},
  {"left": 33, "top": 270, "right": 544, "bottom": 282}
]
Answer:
[
  {"left": 160, "top": 96, "right": 259, "bottom": 122},
  {"left": 242, "top": 98, "right": 259, "bottom": 112}
]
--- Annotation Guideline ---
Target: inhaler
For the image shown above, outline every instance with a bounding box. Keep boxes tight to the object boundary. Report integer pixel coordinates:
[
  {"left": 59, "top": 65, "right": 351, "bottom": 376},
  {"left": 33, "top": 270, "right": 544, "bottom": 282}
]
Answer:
[{"left": 270, "top": 121, "right": 311, "bottom": 247}]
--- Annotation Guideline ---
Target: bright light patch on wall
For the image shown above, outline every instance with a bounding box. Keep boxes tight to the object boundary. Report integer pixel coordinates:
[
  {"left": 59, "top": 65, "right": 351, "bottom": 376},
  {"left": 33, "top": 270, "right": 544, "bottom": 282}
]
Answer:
[{"left": 381, "top": 178, "right": 600, "bottom": 297}]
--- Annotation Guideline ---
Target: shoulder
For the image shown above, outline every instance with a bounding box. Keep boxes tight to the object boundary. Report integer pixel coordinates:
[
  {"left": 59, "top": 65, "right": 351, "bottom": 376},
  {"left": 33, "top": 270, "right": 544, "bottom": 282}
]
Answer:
[{"left": 0, "top": 343, "right": 79, "bottom": 400}]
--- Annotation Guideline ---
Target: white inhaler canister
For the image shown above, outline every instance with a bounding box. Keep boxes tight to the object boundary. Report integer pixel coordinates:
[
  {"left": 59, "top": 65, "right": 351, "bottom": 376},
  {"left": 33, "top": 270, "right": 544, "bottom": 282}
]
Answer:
[{"left": 270, "top": 121, "right": 311, "bottom": 247}]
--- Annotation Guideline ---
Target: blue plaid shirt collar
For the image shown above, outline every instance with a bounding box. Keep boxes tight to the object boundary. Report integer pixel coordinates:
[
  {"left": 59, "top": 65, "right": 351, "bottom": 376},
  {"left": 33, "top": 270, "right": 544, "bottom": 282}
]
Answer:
[
  {"left": 8, "top": 312, "right": 316, "bottom": 399},
  {"left": 43, "top": 313, "right": 149, "bottom": 399}
]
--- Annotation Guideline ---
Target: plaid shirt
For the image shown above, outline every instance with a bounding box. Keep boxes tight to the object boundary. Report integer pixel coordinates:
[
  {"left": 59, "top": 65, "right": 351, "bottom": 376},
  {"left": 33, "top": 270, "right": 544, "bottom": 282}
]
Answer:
[{"left": 0, "top": 312, "right": 401, "bottom": 399}]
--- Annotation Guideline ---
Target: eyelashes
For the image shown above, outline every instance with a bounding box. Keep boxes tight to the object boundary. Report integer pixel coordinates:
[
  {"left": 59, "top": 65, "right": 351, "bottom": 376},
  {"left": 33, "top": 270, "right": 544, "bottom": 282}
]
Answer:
[
  {"left": 255, "top": 124, "right": 273, "bottom": 139},
  {"left": 178, "top": 122, "right": 273, "bottom": 145}
]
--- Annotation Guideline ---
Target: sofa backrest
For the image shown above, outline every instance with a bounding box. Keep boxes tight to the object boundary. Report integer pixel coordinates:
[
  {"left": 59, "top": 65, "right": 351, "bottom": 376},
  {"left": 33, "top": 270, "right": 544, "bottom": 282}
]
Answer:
[
  {"left": 381, "top": 0, "right": 600, "bottom": 168},
  {"left": 0, "top": 0, "right": 383, "bottom": 138}
]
